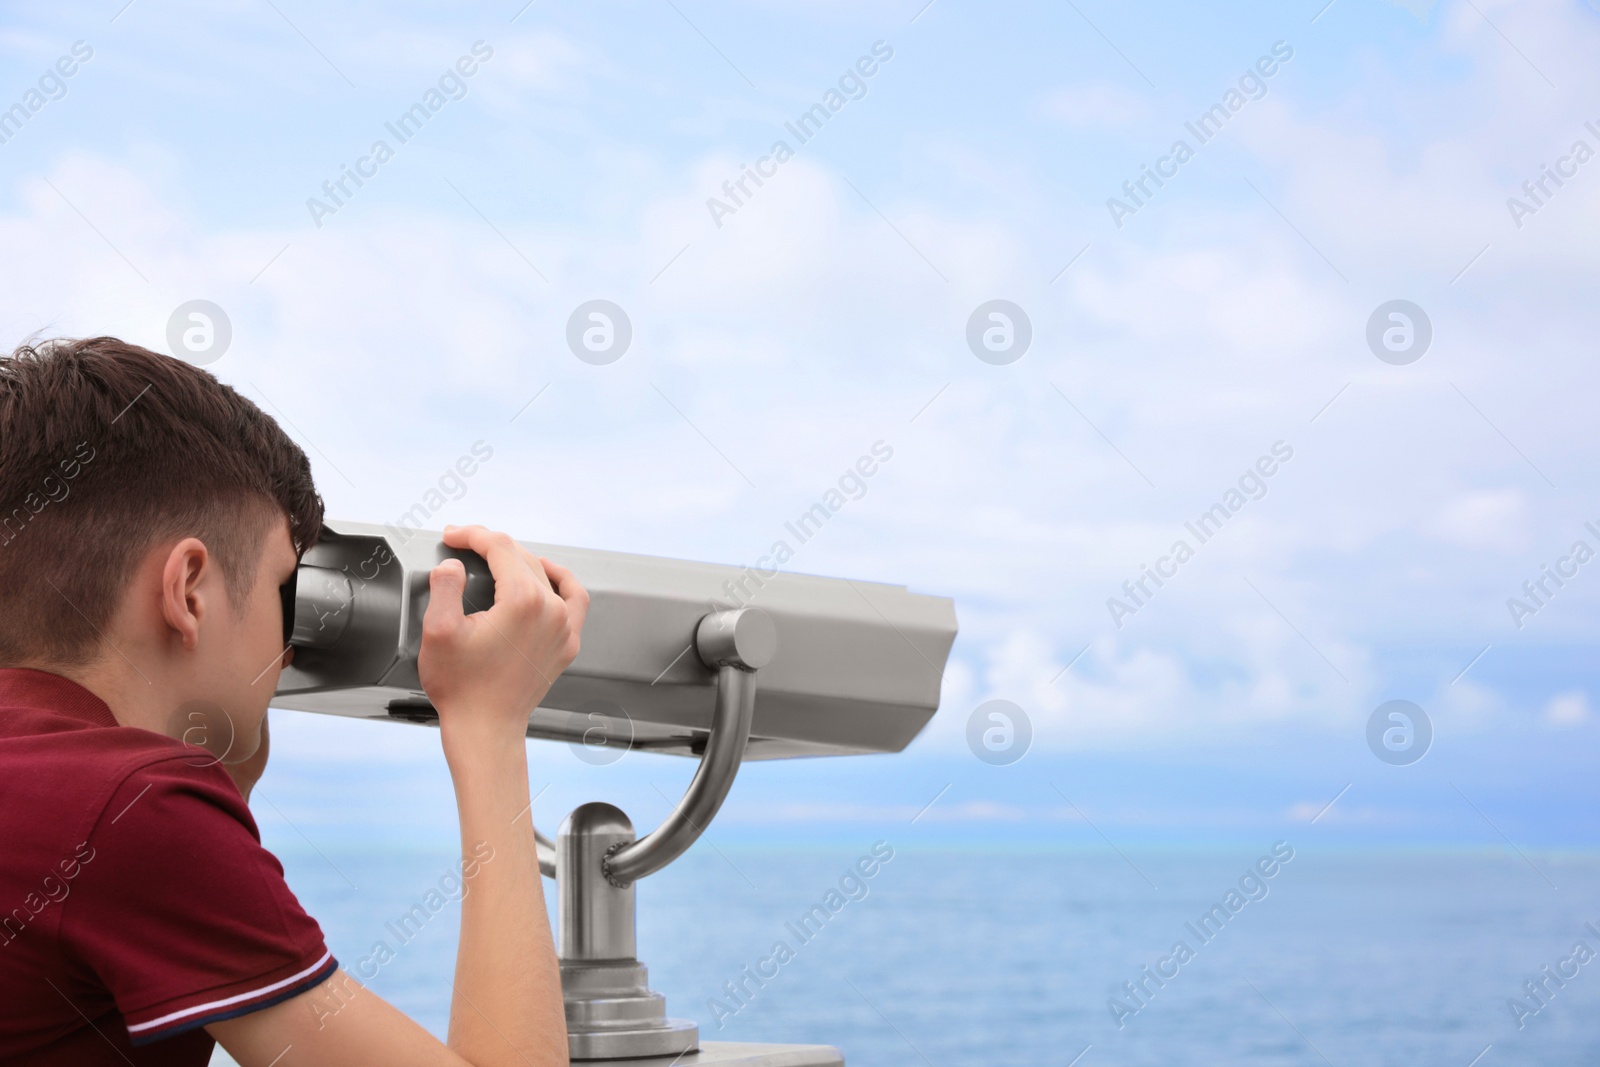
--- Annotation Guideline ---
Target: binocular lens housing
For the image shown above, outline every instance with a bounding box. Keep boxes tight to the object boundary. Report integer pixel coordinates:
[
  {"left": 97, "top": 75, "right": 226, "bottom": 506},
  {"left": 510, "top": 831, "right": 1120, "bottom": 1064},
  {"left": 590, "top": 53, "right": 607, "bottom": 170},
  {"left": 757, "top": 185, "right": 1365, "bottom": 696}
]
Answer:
[{"left": 275, "top": 521, "right": 956, "bottom": 760}]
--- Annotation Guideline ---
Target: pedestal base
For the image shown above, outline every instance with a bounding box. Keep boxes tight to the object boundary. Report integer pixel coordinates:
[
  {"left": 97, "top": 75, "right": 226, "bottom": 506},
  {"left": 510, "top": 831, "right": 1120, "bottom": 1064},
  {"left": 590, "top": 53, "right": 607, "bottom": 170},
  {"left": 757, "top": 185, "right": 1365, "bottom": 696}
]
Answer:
[
  {"left": 594, "top": 1041, "right": 844, "bottom": 1066},
  {"left": 563, "top": 957, "right": 700, "bottom": 1060}
]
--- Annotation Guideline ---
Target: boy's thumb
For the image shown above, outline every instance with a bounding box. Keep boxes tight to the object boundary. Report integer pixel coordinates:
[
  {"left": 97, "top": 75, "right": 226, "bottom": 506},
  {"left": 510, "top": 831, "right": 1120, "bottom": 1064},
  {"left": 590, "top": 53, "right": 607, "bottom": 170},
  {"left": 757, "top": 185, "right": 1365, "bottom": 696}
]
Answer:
[{"left": 424, "top": 558, "right": 468, "bottom": 635}]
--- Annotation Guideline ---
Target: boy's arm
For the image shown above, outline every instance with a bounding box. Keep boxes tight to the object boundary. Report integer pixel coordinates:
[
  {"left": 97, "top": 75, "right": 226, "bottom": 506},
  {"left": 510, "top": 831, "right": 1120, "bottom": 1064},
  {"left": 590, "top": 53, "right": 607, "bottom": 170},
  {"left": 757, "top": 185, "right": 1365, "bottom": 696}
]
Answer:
[
  {"left": 204, "top": 968, "right": 477, "bottom": 1066},
  {"left": 211, "top": 525, "right": 584, "bottom": 1066}
]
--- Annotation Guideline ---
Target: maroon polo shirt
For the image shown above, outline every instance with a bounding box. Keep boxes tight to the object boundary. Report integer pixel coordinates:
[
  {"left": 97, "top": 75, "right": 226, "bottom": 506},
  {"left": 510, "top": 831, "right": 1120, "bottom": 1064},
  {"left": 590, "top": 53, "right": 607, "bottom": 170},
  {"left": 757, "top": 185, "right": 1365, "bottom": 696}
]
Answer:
[{"left": 0, "top": 668, "right": 337, "bottom": 1065}]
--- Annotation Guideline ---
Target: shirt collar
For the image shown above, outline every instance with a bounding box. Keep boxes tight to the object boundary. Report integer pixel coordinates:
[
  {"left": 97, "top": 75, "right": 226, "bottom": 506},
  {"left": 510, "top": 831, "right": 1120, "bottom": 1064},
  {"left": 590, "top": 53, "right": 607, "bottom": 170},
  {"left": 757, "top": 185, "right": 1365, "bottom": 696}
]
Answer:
[{"left": 0, "top": 667, "right": 120, "bottom": 728}]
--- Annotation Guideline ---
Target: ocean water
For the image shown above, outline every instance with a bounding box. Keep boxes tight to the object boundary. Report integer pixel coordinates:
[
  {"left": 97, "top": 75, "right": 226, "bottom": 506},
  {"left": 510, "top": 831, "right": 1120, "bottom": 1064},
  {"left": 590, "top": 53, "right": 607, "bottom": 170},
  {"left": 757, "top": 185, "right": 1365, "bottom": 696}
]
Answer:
[{"left": 211, "top": 844, "right": 1600, "bottom": 1065}]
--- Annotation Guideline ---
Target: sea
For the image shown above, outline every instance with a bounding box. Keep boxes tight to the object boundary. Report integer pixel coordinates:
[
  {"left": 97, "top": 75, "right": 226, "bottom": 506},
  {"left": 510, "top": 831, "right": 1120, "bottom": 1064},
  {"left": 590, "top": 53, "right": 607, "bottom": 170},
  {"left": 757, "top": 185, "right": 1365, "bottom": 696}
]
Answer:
[{"left": 210, "top": 844, "right": 1600, "bottom": 1066}]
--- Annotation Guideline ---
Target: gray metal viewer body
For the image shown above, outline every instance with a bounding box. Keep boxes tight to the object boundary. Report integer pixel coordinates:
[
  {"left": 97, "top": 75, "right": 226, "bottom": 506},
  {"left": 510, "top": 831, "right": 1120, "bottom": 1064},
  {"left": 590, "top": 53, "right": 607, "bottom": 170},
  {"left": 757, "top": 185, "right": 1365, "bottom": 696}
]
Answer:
[{"left": 276, "top": 521, "right": 957, "bottom": 1064}]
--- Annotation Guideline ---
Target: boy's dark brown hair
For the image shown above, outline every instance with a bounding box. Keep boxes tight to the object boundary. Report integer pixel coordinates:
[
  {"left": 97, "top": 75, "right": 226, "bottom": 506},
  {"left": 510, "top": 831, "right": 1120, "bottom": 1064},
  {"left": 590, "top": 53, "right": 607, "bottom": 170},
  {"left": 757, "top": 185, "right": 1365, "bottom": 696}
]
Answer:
[{"left": 0, "top": 336, "right": 323, "bottom": 667}]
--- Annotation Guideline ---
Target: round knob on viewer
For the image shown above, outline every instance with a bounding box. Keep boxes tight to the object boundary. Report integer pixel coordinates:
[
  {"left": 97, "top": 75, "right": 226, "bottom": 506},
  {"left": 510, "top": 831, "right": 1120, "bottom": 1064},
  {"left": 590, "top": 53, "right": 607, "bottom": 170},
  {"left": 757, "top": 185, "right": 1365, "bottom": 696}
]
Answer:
[{"left": 695, "top": 608, "right": 776, "bottom": 672}]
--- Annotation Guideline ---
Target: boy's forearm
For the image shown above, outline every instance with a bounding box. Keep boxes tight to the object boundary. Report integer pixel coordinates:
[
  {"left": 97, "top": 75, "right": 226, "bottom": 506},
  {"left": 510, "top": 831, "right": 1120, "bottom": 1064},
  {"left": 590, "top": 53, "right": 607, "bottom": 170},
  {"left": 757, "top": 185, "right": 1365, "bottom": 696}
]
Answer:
[{"left": 447, "top": 732, "right": 568, "bottom": 1067}]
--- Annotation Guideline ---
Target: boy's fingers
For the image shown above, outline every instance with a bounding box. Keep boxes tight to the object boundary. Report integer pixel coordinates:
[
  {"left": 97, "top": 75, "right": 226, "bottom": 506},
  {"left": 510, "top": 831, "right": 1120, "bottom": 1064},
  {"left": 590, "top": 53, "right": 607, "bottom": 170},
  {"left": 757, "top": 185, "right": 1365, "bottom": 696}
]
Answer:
[
  {"left": 445, "top": 525, "right": 543, "bottom": 602},
  {"left": 538, "top": 557, "right": 590, "bottom": 634},
  {"left": 516, "top": 545, "right": 556, "bottom": 596}
]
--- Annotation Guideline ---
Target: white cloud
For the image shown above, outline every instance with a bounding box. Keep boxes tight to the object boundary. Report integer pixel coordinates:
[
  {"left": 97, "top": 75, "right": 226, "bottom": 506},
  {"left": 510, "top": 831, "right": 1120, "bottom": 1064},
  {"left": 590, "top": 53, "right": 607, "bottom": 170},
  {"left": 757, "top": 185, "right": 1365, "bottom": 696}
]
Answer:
[
  {"left": 1428, "top": 489, "right": 1529, "bottom": 551},
  {"left": 1544, "top": 690, "right": 1589, "bottom": 727}
]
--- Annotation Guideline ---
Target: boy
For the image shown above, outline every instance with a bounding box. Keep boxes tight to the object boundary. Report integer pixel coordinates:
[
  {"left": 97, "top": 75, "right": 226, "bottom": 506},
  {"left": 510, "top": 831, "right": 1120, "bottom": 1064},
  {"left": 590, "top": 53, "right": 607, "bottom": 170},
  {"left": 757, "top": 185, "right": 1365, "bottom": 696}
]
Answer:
[{"left": 0, "top": 337, "right": 582, "bottom": 1066}]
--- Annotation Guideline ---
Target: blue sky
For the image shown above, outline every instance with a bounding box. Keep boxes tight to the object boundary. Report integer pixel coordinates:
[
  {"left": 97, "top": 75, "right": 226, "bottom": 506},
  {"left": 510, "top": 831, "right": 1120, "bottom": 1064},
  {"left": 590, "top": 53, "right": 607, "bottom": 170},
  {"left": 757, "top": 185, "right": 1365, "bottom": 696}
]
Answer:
[{"left": 3, "top": 0, "right": 1599, "bottom": 849}]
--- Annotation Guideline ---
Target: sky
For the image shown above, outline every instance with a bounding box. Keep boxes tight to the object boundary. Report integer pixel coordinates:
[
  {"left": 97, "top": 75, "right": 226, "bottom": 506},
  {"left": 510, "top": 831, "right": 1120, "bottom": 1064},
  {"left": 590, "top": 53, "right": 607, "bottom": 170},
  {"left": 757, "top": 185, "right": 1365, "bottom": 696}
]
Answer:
[{"left": 2, "top": 0, "right": 1598, "bottom": 852}]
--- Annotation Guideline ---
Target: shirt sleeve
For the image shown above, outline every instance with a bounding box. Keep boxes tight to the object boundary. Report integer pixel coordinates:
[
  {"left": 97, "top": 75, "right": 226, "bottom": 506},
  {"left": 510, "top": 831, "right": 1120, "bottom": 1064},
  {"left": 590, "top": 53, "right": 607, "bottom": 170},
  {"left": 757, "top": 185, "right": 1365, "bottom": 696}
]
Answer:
[{"left": 58, "top": 755, "right": 337, "bottom": 1045}]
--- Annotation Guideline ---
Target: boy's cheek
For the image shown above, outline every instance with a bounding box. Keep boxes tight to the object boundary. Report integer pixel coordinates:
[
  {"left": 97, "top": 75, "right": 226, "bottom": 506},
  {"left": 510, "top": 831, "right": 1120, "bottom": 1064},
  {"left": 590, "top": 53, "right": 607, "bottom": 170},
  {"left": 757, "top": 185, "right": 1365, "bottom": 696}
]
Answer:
[{"left": 237, "top": 594, "right": 292, "bottom": 689}]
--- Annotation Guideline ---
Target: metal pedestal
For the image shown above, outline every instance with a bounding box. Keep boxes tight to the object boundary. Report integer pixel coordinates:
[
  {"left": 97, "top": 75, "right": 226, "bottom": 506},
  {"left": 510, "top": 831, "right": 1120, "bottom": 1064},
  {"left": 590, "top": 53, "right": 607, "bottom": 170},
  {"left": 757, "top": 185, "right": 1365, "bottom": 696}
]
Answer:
[
  {"left": 556, "top": 803, "right": 699, "bottom": 1059},
  {"left": 550, "top": 608, "right": 778, "bottom": 1061}
]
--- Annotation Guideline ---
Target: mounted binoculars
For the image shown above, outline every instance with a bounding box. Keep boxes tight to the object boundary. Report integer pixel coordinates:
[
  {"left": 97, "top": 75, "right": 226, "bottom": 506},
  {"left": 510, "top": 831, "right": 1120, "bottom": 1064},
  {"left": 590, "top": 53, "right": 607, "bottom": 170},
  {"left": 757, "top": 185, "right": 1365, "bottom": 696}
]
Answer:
[{"left": 275, "top": 520, "right": 957, "bottom": 1066}]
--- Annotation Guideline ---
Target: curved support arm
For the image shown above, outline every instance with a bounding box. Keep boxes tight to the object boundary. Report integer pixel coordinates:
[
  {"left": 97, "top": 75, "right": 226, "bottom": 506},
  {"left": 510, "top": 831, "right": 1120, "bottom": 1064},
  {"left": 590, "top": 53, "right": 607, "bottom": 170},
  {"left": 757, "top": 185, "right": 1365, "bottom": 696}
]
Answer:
[
  {"left": 535, "top": 608, "right": 773, "bottom": 885},
  {"left": 602, "top": 608, "right": 774, "bottom": 885},
  {"left": 601, "top": 668, "right": 752, "bottom": 883},
  {"left": 604, "top": 664, "right": 755, "bottom": 884},
  {"left": 531, "top": 655, "right": 753, "bottom": 881}
]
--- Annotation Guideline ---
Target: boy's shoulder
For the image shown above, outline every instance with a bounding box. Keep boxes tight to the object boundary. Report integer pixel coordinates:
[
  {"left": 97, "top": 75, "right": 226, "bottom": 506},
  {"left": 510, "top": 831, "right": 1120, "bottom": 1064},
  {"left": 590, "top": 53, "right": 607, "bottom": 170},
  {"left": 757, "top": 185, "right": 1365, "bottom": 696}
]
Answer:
[
  {"left": 0, "top": 667, "right": 251, "bottom": 844},
  {"left": 0, "top": 673, "right": 334, "bottom": 1060}
]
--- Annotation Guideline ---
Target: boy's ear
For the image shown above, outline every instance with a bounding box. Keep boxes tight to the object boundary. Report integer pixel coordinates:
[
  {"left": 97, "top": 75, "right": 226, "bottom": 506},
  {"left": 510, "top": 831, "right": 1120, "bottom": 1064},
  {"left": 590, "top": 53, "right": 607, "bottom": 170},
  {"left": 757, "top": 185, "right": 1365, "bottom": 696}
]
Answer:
[{"left": 160, "top": 538, "right": 211, "bottom": 650}]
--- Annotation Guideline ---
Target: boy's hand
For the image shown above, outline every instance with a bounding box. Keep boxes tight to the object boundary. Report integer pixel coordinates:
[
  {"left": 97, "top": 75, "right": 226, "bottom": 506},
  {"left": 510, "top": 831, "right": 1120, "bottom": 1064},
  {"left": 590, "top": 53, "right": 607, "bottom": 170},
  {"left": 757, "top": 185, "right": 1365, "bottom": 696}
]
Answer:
[{"left": 417, "top": 525, "right": 589, "bottom": 759}]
